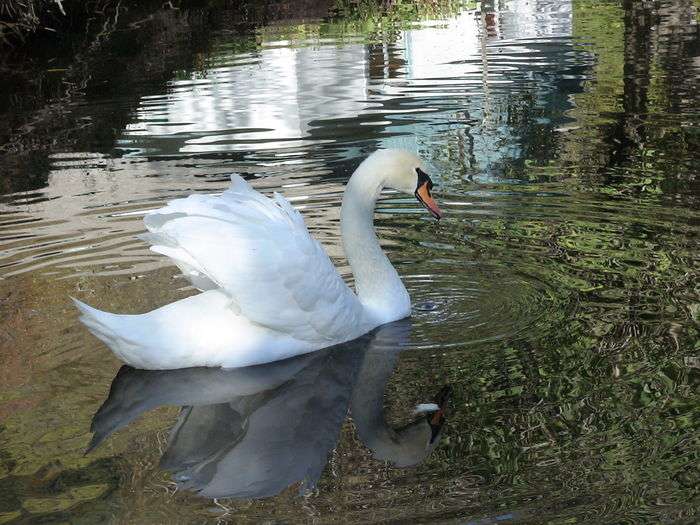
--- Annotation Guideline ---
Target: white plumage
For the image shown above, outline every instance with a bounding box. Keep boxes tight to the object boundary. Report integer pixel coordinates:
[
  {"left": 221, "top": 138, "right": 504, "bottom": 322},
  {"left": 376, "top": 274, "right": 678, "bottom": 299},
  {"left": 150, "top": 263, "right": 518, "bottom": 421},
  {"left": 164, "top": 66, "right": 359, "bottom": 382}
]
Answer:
[{"left": 74, "top": 149, "right": 441, "bottom": 369}]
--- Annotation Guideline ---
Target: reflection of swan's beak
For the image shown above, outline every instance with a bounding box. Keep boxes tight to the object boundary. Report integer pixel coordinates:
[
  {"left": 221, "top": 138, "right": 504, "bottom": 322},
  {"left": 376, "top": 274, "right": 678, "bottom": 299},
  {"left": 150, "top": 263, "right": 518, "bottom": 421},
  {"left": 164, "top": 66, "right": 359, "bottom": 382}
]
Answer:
[
  {"left": 428, "top": 385, "right": 452, "bottom": 443},
  {"left": 415, "top": 172, "right": 443, "bottom": 220}
]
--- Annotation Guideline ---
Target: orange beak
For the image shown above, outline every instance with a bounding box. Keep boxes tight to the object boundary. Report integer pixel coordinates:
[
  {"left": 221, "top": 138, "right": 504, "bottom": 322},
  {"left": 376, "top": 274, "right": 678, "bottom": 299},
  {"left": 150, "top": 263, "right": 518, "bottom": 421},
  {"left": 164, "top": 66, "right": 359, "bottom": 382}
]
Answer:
[
  {"left": 428, "top": 385, "right": 452, "bottom": 443},
  {"left": 415, "top": 181, "right": 442, "bottom": 220}
]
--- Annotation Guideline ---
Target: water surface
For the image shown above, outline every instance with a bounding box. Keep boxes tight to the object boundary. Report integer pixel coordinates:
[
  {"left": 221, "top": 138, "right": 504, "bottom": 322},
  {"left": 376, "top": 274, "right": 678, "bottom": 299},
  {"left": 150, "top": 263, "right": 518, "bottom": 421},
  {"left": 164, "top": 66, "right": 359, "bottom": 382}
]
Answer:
[{"left": 0, "top": 0, "right": 698, "bottom": 523}]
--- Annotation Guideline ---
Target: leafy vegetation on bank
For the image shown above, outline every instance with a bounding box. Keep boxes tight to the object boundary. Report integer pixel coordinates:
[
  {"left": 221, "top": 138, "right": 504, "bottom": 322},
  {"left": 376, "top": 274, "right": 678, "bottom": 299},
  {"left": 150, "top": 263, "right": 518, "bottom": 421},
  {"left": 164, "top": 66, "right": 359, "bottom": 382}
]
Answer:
[{"left": 0, "top": 0, "right": 123, "bottom": 47}]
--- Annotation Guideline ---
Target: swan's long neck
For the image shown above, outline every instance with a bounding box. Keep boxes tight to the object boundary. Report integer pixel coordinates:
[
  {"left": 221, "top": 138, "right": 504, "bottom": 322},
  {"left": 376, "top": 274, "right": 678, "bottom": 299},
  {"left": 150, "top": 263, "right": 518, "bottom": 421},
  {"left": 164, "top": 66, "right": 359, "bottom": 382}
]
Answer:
[
  {"left": 350, "top": 327, "right": 433, "bottom": 467},
  {"left": 341, "top": 163, "right": 410, "bottom": 324}
]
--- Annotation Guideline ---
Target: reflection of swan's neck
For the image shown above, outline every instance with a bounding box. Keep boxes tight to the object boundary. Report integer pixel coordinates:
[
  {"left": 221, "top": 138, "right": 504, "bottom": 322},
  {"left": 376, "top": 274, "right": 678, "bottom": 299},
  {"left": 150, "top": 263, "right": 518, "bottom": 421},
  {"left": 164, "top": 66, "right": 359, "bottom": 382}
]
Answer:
[
  {"left": 351, "top": 344, "right": 433, "bottom": 467},
  {"left": 341, "top": 161, "right": 410, "bottom": 323}
]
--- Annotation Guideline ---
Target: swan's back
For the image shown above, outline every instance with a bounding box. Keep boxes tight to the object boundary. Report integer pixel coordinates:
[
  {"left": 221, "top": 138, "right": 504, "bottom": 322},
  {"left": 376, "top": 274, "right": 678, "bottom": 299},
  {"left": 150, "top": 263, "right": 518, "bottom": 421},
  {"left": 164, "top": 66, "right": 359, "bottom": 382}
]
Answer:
[{"left": 141, "top": 175, "right": 368, "bottom": 342}]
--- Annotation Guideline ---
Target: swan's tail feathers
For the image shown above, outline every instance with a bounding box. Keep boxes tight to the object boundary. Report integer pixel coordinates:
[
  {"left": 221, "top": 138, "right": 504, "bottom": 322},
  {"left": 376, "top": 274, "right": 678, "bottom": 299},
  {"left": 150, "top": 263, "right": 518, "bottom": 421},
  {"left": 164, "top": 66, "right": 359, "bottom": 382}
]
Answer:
[
  {"left": 229, "top": 172, "right": 250, "bottom": 188},
  {"left": 71, "top": 297, "right": 129, "bottom": 353}
]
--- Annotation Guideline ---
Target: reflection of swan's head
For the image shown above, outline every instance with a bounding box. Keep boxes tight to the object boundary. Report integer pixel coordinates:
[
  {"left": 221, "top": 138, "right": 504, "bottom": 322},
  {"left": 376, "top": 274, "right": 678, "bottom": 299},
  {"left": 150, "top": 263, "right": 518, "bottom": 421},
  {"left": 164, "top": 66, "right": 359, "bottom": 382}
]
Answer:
[
  {"left": 357, "top": 149, "right": 442, "bottom": 219},
  {"left": 366, "top": 385, "right": 452, "bottom": 468},
  {"left": 416, "top": 385, "right": 452, "bottom": 444},
  {"left": 350, "top": 320, "right": 451, "bottom": 468}
]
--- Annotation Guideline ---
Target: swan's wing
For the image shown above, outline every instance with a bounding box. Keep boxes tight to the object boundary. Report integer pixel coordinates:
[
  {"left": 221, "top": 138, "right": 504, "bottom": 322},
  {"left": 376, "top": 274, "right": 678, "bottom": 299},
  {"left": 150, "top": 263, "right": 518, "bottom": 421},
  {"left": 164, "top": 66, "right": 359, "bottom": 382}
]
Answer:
[{"left": 140, "top": 175, "right": 365, "bottom": 343}]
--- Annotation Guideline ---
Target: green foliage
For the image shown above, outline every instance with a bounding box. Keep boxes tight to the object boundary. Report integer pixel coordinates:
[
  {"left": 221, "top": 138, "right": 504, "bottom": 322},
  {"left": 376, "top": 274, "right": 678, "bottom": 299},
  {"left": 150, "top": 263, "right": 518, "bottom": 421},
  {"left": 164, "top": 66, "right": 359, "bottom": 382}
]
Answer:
[{"left": 253, "top": 0, "right": 476, "bottom": 44}]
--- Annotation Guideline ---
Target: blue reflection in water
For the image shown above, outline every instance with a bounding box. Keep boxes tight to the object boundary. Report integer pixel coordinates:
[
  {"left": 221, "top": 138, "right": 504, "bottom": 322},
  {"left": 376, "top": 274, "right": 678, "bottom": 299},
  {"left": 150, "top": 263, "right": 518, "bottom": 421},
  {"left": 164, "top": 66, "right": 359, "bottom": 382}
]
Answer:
[
  {"left": 118, "top": 0, "right": 587, "bottom": 184},
  {"left": 88, "top": 319, "right": 451, "bottom": 498}
]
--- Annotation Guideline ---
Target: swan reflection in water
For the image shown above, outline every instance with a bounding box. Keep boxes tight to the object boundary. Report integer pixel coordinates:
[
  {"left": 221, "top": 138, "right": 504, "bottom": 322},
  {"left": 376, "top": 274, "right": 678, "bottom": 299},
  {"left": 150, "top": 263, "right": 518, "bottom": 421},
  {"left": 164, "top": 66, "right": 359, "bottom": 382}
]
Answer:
[{"left": 88, "top": 319, "right": 451, "bottom": 499}]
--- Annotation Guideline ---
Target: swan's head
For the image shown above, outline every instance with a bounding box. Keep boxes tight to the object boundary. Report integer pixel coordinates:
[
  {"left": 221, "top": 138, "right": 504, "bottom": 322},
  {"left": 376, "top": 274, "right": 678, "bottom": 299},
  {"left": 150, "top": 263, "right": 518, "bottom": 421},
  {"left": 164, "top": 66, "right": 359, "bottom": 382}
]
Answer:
[
  {"left": 363, "top": 385, "right": 452, "bottom": 468},
  {"left": 365, "top": 149, "right": 443, "bottom": 220},
  {"left": 413, "top": 384, "right": 452, "bottom": 447}
]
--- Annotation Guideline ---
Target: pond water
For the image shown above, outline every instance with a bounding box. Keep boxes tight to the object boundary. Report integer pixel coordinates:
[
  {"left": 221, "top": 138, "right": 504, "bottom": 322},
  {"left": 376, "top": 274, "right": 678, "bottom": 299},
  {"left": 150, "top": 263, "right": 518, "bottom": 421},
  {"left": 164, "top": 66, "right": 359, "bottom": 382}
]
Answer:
[{"left": 0, "top": 0, "right": 698, "bottom": 523}]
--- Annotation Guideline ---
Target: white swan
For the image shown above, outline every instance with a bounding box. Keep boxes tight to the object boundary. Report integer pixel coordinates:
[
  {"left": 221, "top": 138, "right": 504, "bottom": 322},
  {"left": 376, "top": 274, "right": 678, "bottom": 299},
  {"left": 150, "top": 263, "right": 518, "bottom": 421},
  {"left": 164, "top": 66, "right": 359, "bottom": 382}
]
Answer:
[{"left": 73, "top": 149, "right": 442, "bottom": 369}]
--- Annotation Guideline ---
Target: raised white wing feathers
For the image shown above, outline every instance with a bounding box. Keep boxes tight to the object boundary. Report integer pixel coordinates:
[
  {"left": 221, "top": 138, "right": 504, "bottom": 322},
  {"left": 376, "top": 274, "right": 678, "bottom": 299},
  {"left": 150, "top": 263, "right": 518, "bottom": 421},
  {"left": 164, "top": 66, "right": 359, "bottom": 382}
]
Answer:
[{"left": 141, "top": 175, "right": 365, "bottom": 343}]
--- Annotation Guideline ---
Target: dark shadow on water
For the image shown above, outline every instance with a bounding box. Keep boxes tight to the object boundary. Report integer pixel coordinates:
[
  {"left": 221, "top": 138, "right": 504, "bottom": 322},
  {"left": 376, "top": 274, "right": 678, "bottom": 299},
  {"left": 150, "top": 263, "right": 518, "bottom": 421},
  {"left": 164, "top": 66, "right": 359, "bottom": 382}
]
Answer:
[{"left": 87, "top": 319, "right": 451, "bottom": 499}]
